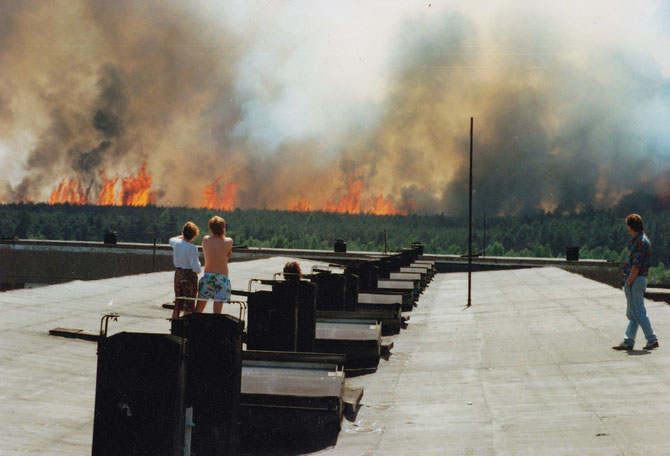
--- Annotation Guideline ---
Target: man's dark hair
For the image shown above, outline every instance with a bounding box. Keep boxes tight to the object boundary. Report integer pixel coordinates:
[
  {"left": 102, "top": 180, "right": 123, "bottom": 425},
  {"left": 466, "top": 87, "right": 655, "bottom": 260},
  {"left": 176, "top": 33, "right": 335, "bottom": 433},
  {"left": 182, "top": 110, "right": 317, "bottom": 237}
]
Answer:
[{"left": 626, "top": 213, "right": 644, "bottom": 233}]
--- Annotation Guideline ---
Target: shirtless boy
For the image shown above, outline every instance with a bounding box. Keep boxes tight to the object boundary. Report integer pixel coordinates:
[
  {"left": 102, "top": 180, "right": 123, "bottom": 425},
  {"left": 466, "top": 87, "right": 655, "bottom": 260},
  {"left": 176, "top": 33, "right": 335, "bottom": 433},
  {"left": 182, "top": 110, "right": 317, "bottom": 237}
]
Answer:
[
  {"left": 196, "top": 215, "right": 233, "bottom": 313},
  {"left": 169, "top": 221, "right": 201, "bottom": 319}
]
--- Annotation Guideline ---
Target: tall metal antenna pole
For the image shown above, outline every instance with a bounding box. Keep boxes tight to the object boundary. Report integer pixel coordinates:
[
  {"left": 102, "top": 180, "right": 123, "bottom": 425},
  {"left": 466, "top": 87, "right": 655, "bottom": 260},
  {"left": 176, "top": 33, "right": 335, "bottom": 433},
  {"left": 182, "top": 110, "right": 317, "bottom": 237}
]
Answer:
[
  {"left": 483, "top": 212, "right": 486, "bottom": 257},
  {"left": 467, "top": 117, "right": 473, "bottom": 308}
]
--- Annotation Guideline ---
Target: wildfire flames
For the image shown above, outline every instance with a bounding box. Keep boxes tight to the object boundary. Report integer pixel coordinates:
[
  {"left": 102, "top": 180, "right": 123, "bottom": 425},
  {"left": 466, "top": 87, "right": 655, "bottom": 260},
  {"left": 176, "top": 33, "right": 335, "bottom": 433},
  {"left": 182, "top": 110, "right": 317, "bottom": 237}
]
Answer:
[
  {"left": 202, "top": 179, "right": 238, "bottom": 210},
  {"left": 323, "top": 174, "right": 365, "bottom": 214},
  {"left": 313, "top": 173, "right": 406, "bottom": 215},
  {"left": 49, "top": 163, "right": 154, "bottom": 207},
  {"left": 289, "top": 198, "right": 312, "bottom": 212},
  {"left": 48, "top": 165, "right": 404, "bottom": 215},
  {"left": 97, "top": 172, "right": 119, "bottom": 206},
  {"left": 367, "top": 194, "right": 406, "bottom": 216},
  {"left": 120, "top": 163, "right": 154, "bottom": 206},
  {"left": 49, "top": 179, "right": 89, "bottom": 205}
]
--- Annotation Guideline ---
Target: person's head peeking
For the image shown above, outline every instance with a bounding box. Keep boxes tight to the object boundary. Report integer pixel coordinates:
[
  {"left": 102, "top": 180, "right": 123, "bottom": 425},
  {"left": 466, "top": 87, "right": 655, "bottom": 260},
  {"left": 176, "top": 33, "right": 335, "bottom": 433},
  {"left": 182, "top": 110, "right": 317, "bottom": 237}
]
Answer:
[
  {"left": 209, "top": 216, "right": 225, "bottom": 236},
  {"left": 283, "top": 261, "right": 302, "bottom": 280},
  {"left": 182, "top": 221, "right": 199, "bottom": 241}
]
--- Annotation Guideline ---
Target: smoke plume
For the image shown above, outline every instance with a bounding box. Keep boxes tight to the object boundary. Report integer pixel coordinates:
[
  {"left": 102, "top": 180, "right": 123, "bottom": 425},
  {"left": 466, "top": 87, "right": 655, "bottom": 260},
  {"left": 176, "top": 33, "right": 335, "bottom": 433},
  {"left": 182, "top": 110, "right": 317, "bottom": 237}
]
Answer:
[{"left": 1, "top": 0, "right": 669, "bottom": 214}]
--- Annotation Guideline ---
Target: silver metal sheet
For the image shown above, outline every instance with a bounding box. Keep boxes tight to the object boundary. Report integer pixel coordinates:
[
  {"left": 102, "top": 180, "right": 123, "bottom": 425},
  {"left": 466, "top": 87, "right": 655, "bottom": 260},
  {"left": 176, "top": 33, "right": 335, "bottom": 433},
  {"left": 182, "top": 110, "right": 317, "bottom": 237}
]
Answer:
[
  {"left": 316, "top": 320, "right": 380, "bottom": 341},
  {"left": 241, "top": 363, "right": 344, "bottom": 397},
  {"left": 358, "top": 293, "right": 403, "bottom": 304},
  {"left": 389, "top": 272, "right": 421, "bottom": 280},
  {"left": 400, "top": 266, "right": 429, "bottom": 273},
  {"left": 376, "top": 280, "right": 414, "bottom": 290}
]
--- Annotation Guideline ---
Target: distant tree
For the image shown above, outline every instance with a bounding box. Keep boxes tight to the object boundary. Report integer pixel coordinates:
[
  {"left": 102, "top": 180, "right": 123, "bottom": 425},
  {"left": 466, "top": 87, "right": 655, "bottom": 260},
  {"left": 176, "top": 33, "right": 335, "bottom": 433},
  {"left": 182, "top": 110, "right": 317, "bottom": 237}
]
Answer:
[
  {"left": 649, "top": 263, "right": 670, "bottom": 284},
  {"left": 4, "top": 203, "right": 668, "bottom": 287},
  {"left": 486, "top": 241, "right": 506, "bottom": 257},
  {"left": 446, "top": 244, "right": 462, "bottom": 255},
  {"left": 532, "top": 244, "right": 553, "bottom": 258},
  {"left": 515, "top": 248, "right": 534, "bottom": 258},
  {"left": 15, "top": 211, "right": 31, "bottom": 238},
  {"left": 618, "top": 248, "right": 628, "bottom": 262}
]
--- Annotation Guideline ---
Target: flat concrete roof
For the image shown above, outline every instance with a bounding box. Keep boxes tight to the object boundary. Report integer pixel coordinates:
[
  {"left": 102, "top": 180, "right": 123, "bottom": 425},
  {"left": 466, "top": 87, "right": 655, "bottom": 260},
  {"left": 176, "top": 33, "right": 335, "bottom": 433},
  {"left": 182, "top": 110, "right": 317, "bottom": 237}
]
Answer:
[
  {"left": 1, "top": 262, "right": 669, "bottom": 454},
  {"left": 327, "top": 267, "right": 670, "bottom": 455}
]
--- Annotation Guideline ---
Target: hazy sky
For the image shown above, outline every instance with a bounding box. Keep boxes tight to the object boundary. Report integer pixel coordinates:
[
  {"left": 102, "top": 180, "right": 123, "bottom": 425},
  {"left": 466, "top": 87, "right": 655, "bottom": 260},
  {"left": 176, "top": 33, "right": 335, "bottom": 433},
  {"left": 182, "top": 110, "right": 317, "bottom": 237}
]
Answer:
[{"left": 1, "top": 0, "right": 669, "bottom": 214}]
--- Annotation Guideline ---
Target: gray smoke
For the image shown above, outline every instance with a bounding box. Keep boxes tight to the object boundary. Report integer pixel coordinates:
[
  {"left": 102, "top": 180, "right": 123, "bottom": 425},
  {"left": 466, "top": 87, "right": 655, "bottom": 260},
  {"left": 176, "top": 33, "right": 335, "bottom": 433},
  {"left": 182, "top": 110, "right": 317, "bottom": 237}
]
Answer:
[
  {"left": 0, "top": 1, "right": 668, "bottom": 214},
  {"left": 342, "top": 9, "right": 670, "bottom": 215}
]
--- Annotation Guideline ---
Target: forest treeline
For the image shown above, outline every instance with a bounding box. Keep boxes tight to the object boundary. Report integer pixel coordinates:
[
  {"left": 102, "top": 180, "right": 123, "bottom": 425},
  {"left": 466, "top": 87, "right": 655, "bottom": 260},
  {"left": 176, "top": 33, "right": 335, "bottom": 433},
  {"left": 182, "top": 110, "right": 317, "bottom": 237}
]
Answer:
[{"left": 2, "top": 203, "right": 669, "bottom": 284}]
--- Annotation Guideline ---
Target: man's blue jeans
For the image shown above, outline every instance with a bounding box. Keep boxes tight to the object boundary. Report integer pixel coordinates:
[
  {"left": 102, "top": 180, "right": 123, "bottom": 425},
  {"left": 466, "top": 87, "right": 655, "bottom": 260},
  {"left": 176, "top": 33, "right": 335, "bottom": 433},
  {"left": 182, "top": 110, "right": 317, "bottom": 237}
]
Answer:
[{"left": 623, "top": 276, "right": 656, "bottom": 346}]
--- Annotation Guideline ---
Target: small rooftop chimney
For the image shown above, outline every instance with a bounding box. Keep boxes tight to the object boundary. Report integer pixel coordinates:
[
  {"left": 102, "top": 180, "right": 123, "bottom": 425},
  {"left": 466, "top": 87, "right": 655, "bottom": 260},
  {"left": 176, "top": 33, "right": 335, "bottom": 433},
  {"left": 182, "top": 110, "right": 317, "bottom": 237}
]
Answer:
[{"left": 103, "top": 231, "right": 117, "bottom": 244}]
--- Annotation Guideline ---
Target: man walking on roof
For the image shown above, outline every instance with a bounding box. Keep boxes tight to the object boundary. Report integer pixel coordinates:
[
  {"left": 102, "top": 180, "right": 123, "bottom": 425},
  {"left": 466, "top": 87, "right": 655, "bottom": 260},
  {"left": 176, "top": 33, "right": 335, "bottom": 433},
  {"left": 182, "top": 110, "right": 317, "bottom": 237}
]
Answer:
[{"left": 612, "top": 213, "right": 659, "bottom": 351}]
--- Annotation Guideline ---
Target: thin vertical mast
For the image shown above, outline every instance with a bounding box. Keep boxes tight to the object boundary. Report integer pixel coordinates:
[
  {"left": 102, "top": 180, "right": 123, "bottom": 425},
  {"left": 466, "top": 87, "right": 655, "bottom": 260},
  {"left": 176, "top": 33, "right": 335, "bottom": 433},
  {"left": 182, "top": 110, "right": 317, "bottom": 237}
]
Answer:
[{"left": 468, "top": 117, "right": 473, "bottom": 308}]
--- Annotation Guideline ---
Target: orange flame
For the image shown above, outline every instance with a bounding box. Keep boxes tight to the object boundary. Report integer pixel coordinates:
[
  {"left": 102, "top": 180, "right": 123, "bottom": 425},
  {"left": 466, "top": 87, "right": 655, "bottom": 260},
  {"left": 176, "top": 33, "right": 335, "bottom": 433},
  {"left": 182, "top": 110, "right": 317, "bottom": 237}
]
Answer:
[
  {"left": 49, "top": 179, "right": 89, "bottom": 205},
  {"left": 97, "top": 171, "right": 119, "bottom": 206},
  {"left": 289, "top": 198, "right": 312, "bottom": 212},
  {"left": 655, "top": 171, "right": 670, "bottom": 204},
  {"left": 321, "top": 173, "right": 405, "bottom": 215},
  {"left": 202, "top": 179, "right": 237, "bottom": 210},
  {"left": 46, "top": 164, "right": 154, "bottom": 207},
  {"left": 366, "top": 194, "right": 406, "bottom": 216},
  {"left": 120, "top": 162, "right": 154, "bottom": 206},
  {"left": 323, "top": 174, "right": 364, "bottom": 214}
]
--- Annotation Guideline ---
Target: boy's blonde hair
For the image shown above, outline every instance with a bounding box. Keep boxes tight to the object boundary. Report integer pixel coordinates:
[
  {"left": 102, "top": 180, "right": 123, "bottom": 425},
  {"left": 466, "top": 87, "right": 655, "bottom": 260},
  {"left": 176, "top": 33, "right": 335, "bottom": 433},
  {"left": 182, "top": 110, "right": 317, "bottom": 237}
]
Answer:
[{"left": 208, "top": 216, "right": 225, "bottom": 236}]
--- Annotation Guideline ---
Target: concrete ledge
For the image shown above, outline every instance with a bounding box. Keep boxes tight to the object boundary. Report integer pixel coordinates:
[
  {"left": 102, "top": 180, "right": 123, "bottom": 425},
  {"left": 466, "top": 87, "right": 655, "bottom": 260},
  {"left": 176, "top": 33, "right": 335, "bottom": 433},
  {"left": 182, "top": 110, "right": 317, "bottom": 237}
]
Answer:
[
  {"left": 419, "top": 253, "right": 622, "bottom": 288},
  {"left": 1, "top": 239, "right": 621, "bottom": 289}
]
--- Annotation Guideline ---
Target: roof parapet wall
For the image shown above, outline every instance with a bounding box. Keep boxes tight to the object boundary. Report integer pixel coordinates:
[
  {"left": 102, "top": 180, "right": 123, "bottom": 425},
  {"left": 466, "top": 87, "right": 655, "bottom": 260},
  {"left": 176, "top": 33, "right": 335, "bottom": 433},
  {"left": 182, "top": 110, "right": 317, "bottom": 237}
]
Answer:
[{"left": 0, "top": 239, "right": 621, "bottom": 290}]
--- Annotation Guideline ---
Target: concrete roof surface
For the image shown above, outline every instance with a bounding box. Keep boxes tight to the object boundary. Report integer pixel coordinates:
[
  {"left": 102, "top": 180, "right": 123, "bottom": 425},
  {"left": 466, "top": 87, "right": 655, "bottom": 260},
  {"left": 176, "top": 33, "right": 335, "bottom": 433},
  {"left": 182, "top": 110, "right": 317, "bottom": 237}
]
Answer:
[
  {"left": 1, "top": 261, "right": 669, "bottom": 455},
  {"left": 326, "top": 267, "right": 670, "bottom": 456},
  {"left": 0, "top": 256, "right": 328, "bottom": 455}
]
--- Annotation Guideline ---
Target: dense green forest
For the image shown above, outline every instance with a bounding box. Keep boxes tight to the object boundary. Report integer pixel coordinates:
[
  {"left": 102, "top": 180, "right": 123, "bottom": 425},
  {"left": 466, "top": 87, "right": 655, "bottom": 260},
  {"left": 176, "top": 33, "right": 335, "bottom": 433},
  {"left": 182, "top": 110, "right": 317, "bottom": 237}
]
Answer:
[{"left": 2, "top": 203, "right": 670, "bottom": 284}]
